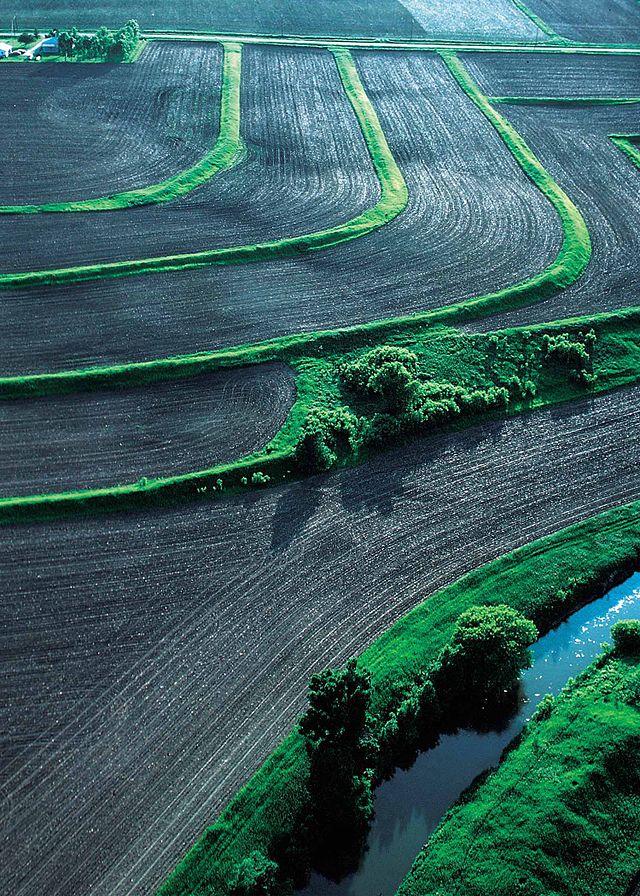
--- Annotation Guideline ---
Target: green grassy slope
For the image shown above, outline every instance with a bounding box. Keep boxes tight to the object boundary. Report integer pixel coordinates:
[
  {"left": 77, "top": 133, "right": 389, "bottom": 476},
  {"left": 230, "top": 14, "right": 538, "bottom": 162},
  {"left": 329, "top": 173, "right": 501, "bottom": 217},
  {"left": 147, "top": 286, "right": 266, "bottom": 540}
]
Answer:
[
  {"left": 156, "top": 500, "right": 640, "bottom": 896},
  {"left": 610, "top": 134, "right": 640, "bottom": 169},
  {"left": 397, "top": 650, "right": 640, "bottom": 896},
  {"left": 0, "top": 42, "right": 244, "bottom": 214}
]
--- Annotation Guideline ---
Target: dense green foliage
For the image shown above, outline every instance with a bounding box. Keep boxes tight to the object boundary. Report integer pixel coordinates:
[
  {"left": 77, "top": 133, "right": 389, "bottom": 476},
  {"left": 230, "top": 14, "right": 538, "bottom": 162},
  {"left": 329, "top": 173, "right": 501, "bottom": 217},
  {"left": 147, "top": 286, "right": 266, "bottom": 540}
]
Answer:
[
  {"left": 397, "top": 650, "right": 640, "bottom": 896},
  {"left": 59, "top": 19, "right": 140, "bottom": 60},
  {"left": 432, "top": 605, "right": 537, "bottom": 705},
  {"left": 156, "top": 500, "right": 640, "bottom": 896},
  {"left": 612, "top": 619, "right": 640, "bottom": 655},
  {"left": 230, "top": 851, "right": 278, "bottom": 896}
]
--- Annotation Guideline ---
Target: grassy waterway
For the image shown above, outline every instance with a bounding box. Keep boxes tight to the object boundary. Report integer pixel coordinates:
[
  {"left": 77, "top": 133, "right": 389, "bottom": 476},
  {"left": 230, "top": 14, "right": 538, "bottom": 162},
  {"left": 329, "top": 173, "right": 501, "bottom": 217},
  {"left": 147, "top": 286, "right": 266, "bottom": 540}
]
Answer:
[{"left": 301, "top": 572, "right": 640, "bottom": 896}]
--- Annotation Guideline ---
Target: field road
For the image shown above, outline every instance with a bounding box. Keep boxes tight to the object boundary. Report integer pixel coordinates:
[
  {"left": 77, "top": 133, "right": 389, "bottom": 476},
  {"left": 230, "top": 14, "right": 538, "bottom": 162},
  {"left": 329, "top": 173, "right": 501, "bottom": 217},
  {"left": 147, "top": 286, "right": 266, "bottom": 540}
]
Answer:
[{"left": 2, "top": 383, "right": 640, "bottom": 896}]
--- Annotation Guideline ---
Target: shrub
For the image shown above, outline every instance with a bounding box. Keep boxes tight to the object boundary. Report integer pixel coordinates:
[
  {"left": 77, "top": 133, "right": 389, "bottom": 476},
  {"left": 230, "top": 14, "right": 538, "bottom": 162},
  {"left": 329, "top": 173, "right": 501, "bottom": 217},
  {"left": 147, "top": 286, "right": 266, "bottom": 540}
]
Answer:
[
  {"left": 230, "top": 851, "right": 278, "bottom": 896},
  {"left": 611, "top": 620, "right": 640, "bottom": 655},
  {"left": 341, "top": 346, "right": 419, "bottom": 412},
  {"left": 433, "top": 605, "right": 538, "bottom": 706},
  {"left": 295, "top": 407, "right": 361, "bottom": 473},
  {"left": 251, "top": 471, "right": 271, "bottom": 486}
]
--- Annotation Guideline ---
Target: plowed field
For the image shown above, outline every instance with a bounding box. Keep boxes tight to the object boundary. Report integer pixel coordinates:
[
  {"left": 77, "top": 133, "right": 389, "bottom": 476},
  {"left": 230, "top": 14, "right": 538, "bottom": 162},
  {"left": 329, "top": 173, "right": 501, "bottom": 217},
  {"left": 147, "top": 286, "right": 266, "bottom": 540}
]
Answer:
[{"left": 3, "top": 385, "right": 640, "bottom": 896}]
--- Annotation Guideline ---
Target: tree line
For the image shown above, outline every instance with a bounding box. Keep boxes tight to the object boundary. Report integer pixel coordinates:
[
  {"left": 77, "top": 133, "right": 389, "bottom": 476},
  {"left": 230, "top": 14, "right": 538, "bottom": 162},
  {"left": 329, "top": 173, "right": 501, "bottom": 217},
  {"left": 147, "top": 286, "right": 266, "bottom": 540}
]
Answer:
[{"left": 58, "top": 20, "right": 140, "bottom": 62}]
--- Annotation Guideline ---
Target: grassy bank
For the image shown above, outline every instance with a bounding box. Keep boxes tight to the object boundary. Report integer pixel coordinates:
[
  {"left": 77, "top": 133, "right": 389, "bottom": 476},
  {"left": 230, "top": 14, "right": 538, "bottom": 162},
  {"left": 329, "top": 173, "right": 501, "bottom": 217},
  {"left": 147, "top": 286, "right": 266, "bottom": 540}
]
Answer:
[
  {"left": 156, "top": 500, "right": 640, "bottom": 896},
  {"left": 610, "top": 134, "right": 640, "bottom": 170},
  {"left": 0, "top": 42, "right": 243, "bottom": 213},
  {"left": 490, "top": 95, "right": 640, "bottom": 105},
  {"left": 2, "top": 309, "right": 640, "bottom": 523},
  {"left": 397, "top": 648, "right": 640, "bottom": 896},
  {"left": 0, "top": 48, "right": 407, "bottom": 289}
]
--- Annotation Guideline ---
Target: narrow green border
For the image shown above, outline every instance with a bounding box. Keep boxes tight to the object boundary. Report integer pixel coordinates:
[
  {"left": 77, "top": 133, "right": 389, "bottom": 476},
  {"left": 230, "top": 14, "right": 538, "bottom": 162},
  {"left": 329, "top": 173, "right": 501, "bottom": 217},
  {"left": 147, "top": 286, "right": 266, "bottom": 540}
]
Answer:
[
  {"left": 508, "top": 0, "right": 568, "bottom": 44},
  {"left": 0, "top": 42, "right": 244, "bottom": 214},
  {"left": 0, "top": 48, "right": 408, "bottom": 290},
  {"left": 490, "top": 95, "right": 640, "bottom": 105},
  {"left": 610, "top": 133, "right": 640, "bottom": 169}
]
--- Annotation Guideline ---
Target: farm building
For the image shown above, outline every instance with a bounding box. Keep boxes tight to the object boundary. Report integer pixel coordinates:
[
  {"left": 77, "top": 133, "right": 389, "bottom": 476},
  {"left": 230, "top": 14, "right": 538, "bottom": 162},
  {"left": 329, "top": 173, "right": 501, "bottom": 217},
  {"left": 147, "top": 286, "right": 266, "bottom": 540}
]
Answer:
[
  {"left": 0, "top": 41, "right": 12, "bottom": 58},
  {"left": 40, "top": 35, "right": 58, "bottom": 55}
]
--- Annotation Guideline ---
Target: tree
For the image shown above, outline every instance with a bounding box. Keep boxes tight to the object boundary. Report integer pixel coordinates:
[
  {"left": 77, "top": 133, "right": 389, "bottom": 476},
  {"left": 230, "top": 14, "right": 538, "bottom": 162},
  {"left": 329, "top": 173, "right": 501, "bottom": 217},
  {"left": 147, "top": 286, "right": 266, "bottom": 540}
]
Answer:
[
  {"left": 612, "top": 620, "right": 640, "bottom": 655},
  {"left": 300, "top": 659, "right": 374, "bottom": 856},
  {"left": 433, "top": 605, "right": 538, "bottom": 706},
  {"left": 231, "top": 851, "right": 278, "bottom": 896}
]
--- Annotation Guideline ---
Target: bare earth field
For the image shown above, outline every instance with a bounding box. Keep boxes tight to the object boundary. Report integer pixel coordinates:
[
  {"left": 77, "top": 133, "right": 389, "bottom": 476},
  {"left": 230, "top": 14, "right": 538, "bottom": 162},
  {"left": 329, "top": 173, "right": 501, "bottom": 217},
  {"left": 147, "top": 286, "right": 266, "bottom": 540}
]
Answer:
[
  {"left": 0, "top": 363, "right": 294, "bottom": 497},
  {"left": 528, "top": 0, "right": 640, "bottom": 43},
  {"left": 0, "top": 46, "right": 380, "bottom": 273},
  {"left": 0, "top": 43, "right": 222, "bottom": 206},
  {"left": 467, "top": 101, "right": 640, "bottom": 331},
  {"left": 463, "top": 51, "right": 640, "bottom": 99},
  {"left": 0, "top": 51, "right": 560, "bottom": 374},
  {"left": 2, "top": 385, "right": 640, "bottom": 896},
  {"left": 0, "top": 0, "right": 547, "bottom": 40}
]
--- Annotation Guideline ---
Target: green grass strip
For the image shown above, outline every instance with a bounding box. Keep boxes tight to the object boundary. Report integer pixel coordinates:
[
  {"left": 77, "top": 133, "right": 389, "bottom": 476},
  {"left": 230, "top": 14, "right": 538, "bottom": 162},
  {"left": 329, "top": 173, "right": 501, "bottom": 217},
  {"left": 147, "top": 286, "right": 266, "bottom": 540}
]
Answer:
[
  {"left": 397, "top": 651, "right": 640, "bottom": 896},
  {"left": 507, "top": 0, "right": 568, "bottom": 43},
  {"left": 0, "top": 49, "right": 408, "bottom": 289},
  {"left": 155, "top": 499, "right": 640, "bottom": 896},
  {"left": 2, "top": 304, "right": 640, "bottom": 523},
  {"left": 610, "top": 133, "right": 640, "bottom": 169},
  {"left": 491, "top": 95, "right": 640, "bottom": 105},
  {"left": 0, "top": 52, "right": 592, "bottom": 398},
  {"left": 0, "top": 42, "right": 244, "bottom": 214}
]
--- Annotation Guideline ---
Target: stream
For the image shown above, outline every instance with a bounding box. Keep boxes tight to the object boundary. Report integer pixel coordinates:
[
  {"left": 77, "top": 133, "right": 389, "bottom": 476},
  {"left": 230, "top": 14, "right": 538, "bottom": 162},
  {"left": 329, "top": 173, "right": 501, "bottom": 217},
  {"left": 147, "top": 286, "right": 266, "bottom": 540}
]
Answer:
[{"left": 302, "top": 571, "right": 640, "bottom": 896}]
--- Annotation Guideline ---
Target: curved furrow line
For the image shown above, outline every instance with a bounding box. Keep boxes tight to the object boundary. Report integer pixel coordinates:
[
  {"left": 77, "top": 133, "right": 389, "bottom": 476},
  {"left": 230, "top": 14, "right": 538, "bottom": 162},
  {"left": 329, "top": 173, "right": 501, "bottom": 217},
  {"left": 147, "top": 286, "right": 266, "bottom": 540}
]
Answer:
[
  {"left": 0, "top": 49, "right": 565, "bottom": 379},
  {"left": 0, "top": 364, "right": 294, "bottom": 498},
  {"left": 0, "top": 43, "right": 223, "bottom": 206},
  {"left": 0, "top": 46, "right": 383, "bottom": 281},
  {"left": 3, "top": 385, "right": 640, "bottom": 896}
]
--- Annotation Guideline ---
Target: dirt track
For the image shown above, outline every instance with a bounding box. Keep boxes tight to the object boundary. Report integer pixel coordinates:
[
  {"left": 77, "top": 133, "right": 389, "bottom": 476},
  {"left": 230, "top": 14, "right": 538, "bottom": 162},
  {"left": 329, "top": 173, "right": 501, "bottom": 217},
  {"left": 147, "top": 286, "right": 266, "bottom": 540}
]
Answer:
[
  {"left": 0, "top": 51, "right": 560, "bottom": 374},
  {"left": 0, "top": 43, "right": 222, "bottom": 206},
  {"left": 3, "top": 384, "right": 640, "bottom": 896},
  {"left": 0, "top": 363, "right": 294, "bottom": 497}
]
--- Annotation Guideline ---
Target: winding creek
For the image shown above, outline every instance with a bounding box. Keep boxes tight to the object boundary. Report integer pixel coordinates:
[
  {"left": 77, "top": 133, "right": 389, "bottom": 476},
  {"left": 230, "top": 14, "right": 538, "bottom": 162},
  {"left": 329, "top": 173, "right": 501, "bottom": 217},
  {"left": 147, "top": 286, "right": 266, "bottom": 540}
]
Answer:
[{"left": 302, "top": 571, "right": 640, "bottom": 896}]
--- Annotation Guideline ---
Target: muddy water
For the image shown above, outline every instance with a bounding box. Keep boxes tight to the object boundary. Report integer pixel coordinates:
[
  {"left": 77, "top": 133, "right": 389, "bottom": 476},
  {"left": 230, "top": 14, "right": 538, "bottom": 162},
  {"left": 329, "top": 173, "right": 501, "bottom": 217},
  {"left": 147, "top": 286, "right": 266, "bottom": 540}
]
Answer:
[{"left": 303, "top": 572, "right": 640, "bottom": 896}]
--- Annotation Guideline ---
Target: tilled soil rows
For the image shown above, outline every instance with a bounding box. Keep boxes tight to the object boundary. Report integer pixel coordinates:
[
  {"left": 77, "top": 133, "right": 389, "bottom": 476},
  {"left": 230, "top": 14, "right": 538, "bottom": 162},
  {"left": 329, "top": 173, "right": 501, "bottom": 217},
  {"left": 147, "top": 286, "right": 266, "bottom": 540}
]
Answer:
[
  {"left": 466, "top": 102, "right": 640, "bottom": 331},
  {"left": 2, "top": 385, "right": 640, "bottom": 896},
  {"left": 0, "top": 43, "right": 222, "bottom": 206},
  {"left": 396, "top": 0, "right": 544, "bottom": 41},
  {"left": 0, "top": 51, "right": 561, "bottom": 375},
  {"left": 462, "top": 51, "right": 640, "bottom": 99},
  {"left": 0, "top": 363, "right": 294, "bottom": 498},
  {"left": 0, "top": 46, "right": 380, "bottom": 274},
  {"left": 527, "top": 0, "right": 640, "bottom": 43}
]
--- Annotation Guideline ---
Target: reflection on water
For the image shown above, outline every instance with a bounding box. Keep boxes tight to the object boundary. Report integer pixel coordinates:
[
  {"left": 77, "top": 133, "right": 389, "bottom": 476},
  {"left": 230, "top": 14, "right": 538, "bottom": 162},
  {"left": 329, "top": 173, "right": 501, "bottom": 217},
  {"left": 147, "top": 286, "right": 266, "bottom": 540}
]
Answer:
[{"left": 302, "top": 572, "right": 640, "bottom": 896}]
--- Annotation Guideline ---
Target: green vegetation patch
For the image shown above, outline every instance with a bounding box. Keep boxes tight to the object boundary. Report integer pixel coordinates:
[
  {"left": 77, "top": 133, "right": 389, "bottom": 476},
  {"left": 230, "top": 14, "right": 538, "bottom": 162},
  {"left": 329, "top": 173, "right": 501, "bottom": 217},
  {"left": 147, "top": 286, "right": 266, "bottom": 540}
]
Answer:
[
  {"left": 156, "top": 498, "right": 640, "bottom": 896},
  {"left": 397, "top": 649, "right": 640, "bottom": 896},
  {"left": 0, "top": 42, "right": 243, "bottom": 213},
  {"left": 490, "top": 95, "right": 640, "bottom": 105}
]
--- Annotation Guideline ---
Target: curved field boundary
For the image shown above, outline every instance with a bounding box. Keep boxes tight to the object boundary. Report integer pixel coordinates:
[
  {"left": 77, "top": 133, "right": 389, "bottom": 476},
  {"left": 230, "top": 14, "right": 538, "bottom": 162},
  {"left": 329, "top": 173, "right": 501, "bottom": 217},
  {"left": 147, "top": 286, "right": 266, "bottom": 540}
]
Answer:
[
  {"left": 0, "top": 49, "right": 408, "bottom": 290},
  {"left": 0, "top": 53, "right": 591, "bottom": 399},
  {"left": 0, "top": 43, "right": 244, "bottom": 215},
  {"left": 610, "top": 133, "right": 640, "bottom": 168},
  {"left": 155, "top": 498, "right": 640, "bottom": 896},
  {"left": 507, "top": 0, "right": 568, "bottom": 43},
  {"left": 490, "top": 95, "right": 640, "bottom": 105}
]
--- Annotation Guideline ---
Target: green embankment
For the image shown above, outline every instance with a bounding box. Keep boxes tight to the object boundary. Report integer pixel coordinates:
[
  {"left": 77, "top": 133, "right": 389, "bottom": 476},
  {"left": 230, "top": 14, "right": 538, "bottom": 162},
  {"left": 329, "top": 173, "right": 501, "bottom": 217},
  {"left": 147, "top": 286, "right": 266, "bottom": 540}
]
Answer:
[
  {"left": 156, "top": 500, "right": 640, "bottom": 896},
  {"left": 0, "top": 48, "right": 408, "bottom": 289},
  {"left": 507, "top": 0, "right": 568, "bottom": 43},
  {"left": 0, "top": 42, "right": 244, "bottom": 214},
  {"left": 491, "top": 95, "right": 640, "bottom": 105},
  {"left": 610, "top": 134, "right": 640, "bottom": 170},
  {"left": 397, "top": 650, "right": 640, "bottom": 896}
]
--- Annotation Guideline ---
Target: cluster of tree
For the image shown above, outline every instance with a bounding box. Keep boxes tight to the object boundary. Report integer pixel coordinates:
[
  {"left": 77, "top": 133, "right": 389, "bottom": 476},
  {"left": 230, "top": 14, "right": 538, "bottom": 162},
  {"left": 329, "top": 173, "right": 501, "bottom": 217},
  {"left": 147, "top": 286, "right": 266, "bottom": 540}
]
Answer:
[
  {"left": 612, "top": 619, "right": 640, "bottom": 655},
  {"left": 228, "top": 604, "right": 538, "bottom": 892},
  {"left": 542, "top": 329, "right": 598, "bottom": 386},
  {"left": 295, "top": 345, "right": 512, "bottom": 473},
  {"left": 58, "top": 20, "right": 140, "bottom": 61}
]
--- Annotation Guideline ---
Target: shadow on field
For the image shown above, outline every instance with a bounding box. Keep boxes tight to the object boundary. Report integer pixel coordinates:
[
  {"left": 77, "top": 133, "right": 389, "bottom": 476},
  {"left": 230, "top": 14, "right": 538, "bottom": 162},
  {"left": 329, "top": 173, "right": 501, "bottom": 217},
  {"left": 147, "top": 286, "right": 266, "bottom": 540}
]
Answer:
[{"left": 271, "top": 481, "right": 324, "bottom": 552}]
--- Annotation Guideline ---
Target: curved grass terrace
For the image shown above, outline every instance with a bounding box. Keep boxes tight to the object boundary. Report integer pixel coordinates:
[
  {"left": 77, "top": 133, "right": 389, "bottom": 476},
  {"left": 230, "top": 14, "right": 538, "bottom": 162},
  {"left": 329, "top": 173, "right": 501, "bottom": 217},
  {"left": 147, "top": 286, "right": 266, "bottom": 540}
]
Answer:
[
  {"left": 610, "top": 133, "right": 640, "bottom": 168},
  {"left": 0, "top": 42, "right": 244, "bottom": 215}
]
